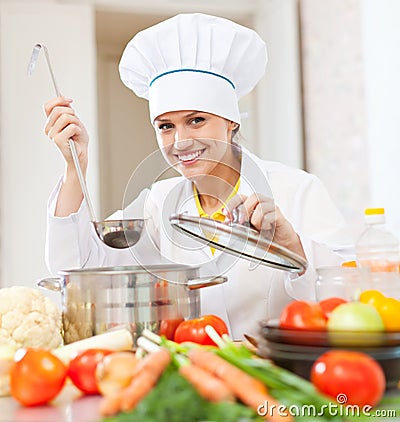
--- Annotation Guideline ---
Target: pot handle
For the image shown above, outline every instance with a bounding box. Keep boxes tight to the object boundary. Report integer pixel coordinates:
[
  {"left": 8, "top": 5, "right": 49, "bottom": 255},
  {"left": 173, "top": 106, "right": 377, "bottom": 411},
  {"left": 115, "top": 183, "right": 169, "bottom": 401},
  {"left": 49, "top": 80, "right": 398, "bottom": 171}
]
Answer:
[
  {"left": 37, "top": 277, "right": 62, "bottom": 292},
  {"left": 187, "top": 275, "right": 227, "bottom": 290}
]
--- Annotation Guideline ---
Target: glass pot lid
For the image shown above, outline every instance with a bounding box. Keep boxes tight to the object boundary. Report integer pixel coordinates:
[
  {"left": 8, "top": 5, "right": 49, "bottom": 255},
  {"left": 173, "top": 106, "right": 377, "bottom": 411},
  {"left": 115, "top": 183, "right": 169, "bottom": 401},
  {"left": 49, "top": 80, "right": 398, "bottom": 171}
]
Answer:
[{"left": 169, "top": 214, "right": 308, "bottom": 273}]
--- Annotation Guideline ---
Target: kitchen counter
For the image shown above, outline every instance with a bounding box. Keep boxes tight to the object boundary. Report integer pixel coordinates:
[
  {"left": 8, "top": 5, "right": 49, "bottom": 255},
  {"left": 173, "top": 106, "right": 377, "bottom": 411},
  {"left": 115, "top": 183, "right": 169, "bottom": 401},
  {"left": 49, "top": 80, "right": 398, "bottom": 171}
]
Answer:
[
  {"left": 0, "top": 386, "right": 103, "bottom": 422},
  {"left": 1, "top": 377, "right": 399, "bottom": 422}
]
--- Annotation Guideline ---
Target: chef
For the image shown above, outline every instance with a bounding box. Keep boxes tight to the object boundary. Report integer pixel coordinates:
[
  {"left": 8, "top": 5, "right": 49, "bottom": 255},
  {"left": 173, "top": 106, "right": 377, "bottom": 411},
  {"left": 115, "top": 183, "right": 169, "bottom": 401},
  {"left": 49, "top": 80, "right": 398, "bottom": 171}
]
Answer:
[{"left": 43, "top": 13, "right": 350, "bottom": 339}]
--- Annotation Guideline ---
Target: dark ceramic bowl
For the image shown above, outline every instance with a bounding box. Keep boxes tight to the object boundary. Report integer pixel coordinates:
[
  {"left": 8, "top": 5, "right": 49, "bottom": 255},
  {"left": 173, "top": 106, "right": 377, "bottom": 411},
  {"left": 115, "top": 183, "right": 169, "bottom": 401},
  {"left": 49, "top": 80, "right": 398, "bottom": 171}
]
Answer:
[{"left": 257, "top": 320, "right": 400, "bottom": 389}]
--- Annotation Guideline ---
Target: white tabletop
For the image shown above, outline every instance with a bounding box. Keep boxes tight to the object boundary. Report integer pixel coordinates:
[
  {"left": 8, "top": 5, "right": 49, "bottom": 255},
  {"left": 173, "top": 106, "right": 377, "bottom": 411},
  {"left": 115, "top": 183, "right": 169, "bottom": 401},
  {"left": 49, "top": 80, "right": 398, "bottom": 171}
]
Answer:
[{"left": 0, "top": 385, "right": 103, "bottom": 422}]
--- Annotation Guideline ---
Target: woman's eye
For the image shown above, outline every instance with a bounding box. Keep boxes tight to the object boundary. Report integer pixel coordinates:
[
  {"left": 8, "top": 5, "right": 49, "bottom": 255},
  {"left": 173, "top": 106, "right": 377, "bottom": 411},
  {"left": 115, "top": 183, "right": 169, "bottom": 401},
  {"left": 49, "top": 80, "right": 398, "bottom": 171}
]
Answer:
[
  {"left": 190, "top": 116, "right": 205, "bottom": 125},
  {"left": 158, "top": 123, "right": 173, "bottom": 131}
]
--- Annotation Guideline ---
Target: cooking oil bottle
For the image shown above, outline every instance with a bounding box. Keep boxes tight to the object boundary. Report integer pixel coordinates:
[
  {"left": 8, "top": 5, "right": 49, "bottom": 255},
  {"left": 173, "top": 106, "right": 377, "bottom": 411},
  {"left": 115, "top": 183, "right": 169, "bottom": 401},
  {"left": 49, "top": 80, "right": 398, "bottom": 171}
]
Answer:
[{"left": 355, "top": 208, "right": 399, "bottom": 272}]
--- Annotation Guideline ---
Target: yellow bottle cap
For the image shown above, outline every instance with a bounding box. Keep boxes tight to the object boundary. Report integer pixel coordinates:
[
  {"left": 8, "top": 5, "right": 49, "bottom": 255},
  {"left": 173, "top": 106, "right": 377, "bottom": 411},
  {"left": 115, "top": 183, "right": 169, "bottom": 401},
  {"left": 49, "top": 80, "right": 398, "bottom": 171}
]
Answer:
[{"left": 364, "top": 208, "right": 385, "bottom": 215}]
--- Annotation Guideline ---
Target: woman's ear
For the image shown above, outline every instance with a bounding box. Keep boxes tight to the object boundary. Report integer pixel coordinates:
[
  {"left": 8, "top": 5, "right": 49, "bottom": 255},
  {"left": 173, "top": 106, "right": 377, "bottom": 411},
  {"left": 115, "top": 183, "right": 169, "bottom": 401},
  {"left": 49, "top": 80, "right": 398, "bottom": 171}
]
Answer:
[
  {"left": 229, "top": 121, "right": 240, "bottom": 143},
  {"left": 229, "top": 121, "right": 239, "bottom": 131}
]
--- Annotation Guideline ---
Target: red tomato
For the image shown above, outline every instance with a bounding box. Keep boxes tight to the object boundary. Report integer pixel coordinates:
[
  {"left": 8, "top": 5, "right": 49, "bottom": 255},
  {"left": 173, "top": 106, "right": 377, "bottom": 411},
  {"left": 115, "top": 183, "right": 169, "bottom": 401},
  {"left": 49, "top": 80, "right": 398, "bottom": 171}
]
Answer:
[
  {"left": 279, "top": 300, "right": 326, "bottom": 330},
  {"left": 174, "top": 315, "right": 228, "bottom": 346},
  {"left": 67, "top": 349, "right": 113, "bottom": 395},
  {"left": 159, "top": 318, "right": 185, "bottom": 340},
  {"left": 319, "top": 297, "right": 348, "bottom": 320},
  {"left": 311, "top": 350, "right": 385, "bottom": 407},
  {"left": 10, "top": 348, "right": 67, "bottom": 406}
]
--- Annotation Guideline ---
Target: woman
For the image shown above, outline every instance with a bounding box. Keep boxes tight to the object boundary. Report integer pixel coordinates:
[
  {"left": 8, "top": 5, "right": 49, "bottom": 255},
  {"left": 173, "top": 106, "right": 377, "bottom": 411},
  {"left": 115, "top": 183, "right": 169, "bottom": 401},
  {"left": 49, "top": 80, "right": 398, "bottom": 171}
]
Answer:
[{"left": 43, "top": 13, "right": 350, "bottom": 339}]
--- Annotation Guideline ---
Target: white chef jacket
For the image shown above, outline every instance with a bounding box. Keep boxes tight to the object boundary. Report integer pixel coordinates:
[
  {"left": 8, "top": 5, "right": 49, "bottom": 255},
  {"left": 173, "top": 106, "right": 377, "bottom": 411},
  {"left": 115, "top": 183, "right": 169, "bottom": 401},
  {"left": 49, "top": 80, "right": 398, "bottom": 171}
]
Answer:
[{"left": 46, "top": 147, "right": 351, "bottom": 339}]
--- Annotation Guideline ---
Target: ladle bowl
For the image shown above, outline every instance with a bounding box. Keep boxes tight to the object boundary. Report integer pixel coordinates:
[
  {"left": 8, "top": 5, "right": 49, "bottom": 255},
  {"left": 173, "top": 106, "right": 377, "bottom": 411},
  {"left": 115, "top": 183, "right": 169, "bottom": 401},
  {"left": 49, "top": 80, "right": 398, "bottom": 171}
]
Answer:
[
  {"left": 28, "top": 43, "right": 145, "bottom": 249},
  {"left": 93, "top": 219, "right": 145, "bottom": 249}
]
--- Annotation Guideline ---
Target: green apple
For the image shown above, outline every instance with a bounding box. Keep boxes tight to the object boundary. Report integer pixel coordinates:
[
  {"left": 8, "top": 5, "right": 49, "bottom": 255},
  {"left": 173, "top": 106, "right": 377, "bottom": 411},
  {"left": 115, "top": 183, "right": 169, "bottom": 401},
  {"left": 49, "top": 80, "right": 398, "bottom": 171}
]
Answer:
[
  {"left": 328, "top": 302, "right": 384, "bottom": 331},
  {"left": 327, "top": 302, "right": 385, "bottom": 346}
]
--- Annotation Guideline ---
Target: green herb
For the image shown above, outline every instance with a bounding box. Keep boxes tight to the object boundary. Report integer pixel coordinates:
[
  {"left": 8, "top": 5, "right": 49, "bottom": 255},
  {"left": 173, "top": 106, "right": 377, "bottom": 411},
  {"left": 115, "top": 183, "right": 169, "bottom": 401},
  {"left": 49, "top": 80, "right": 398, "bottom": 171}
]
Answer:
[
  {"left": 102, "top": 365, "right": 262, "bottom": 422},
  {"left": 206, "top": 331, "right": 344, "bottom": 421}
]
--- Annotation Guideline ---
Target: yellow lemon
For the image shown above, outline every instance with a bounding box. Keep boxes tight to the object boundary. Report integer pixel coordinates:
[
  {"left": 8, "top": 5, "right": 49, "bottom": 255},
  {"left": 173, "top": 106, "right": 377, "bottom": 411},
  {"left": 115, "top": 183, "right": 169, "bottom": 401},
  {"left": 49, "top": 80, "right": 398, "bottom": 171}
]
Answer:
[
  {"left": 376, "top": 297, "right": 400, "bottom": 331},
  {"left": 359, "top": 289, "right": 386, "bottom": 307}
]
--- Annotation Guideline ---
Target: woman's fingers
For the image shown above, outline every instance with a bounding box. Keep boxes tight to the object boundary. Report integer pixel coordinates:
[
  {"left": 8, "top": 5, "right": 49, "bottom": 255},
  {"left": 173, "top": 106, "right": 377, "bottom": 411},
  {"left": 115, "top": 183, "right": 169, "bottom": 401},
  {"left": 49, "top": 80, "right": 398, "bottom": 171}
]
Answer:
[
  {"left": 53, "top": 124, "right": 82, "bottom": 149},
  {"left": 224, "top": 194, "right": 248, "bottom": 223},
  {"left": 44, "top": 106, "right": 75, "bottom": 136},
  {"left": 44, "top": 96, "right": 77, "bottom": 141},
  {"left": 248, "top": 197, "right": 276, "bottom": 232},
  {"left": 43, "top": 96, "right": 73, "bottom": 117},
  {"left": 43, "top": 96, "right": 89, "bottom": 167},
  {"left": 46, "top": 113, "right": 81, "bottom": 141},
  {"left": 227, "top": 192, "right": 306, "bottom": 258},
  {"left": 225, "top": 192, "right": 305, "bottom": 257},
  {"left": 225, "top": 193, "right": 274, "bottom": 226}
]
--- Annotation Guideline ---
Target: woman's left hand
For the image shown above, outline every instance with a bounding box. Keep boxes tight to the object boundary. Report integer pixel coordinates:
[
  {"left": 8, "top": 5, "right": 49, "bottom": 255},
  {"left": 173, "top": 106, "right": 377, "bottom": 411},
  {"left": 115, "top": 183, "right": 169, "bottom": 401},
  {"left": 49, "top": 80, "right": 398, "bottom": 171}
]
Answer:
[{"left": 225, "top": 193, "right": 306, "bottom": 260}]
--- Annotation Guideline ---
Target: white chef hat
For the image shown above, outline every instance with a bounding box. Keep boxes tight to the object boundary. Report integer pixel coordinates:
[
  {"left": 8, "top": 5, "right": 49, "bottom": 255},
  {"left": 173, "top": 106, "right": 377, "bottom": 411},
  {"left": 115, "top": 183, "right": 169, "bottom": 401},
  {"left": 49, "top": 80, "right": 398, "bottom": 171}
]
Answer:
[{"left": 119, "top": 13, "right": 267, "bottom": 125}]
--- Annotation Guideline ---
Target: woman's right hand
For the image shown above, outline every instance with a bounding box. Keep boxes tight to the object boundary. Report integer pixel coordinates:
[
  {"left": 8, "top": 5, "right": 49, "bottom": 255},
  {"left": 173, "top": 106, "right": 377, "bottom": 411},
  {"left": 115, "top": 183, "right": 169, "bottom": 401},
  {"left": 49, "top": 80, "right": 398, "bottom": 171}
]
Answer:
[
  {"left": 43, "top": 96, "right": 90, "bottom": 217},
  {"left": 43, "top": 96, "right": 89, "bottom": 173}
]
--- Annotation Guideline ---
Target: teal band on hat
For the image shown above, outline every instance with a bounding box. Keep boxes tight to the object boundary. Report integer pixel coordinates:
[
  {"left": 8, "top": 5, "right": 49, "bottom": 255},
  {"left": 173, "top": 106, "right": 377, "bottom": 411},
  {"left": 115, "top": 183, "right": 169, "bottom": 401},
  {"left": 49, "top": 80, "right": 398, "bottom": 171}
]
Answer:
[{"left": 150, "top": 68, "right": 235, "bottom": 90}]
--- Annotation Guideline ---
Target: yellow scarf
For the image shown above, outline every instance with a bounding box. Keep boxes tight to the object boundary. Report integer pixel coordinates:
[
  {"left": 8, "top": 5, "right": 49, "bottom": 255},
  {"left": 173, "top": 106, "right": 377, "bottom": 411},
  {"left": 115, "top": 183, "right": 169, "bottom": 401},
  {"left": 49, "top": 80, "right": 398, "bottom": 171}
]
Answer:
[{"left": 193, "top": 178, "right": 240, "bottom": 254}]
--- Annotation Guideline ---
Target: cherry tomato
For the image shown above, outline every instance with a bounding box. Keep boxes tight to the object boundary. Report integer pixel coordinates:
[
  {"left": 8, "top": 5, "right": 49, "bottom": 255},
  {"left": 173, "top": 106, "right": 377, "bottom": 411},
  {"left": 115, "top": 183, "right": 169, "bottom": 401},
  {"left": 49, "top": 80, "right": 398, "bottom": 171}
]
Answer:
[
  {"left": 319, "top": 297, "right": 347, "bottom": 320},
  {"left": 279, "top": 300, "right": 326, "bottom": 330},
  {"left": 174, "top": 315, "right": 228, "bottom": 345},
  {"left": 67, "top": 349, "right": 113, "bottom": 395},
  {"left": 159, "top": 318, "right": 185, "bottom": 340},
  {"left": 10, "top": 348, "right": 67, "bottom": 406},
  {"left": 311, "top": 350, "right": 385, "bottom": 407}
]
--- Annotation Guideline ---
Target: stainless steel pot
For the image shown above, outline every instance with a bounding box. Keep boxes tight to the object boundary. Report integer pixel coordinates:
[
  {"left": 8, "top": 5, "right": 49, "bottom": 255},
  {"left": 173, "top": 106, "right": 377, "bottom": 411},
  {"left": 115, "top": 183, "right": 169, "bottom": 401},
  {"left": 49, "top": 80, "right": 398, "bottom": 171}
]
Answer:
[{"left": 37, "top": 264, "right": 227, "bottom": 345}]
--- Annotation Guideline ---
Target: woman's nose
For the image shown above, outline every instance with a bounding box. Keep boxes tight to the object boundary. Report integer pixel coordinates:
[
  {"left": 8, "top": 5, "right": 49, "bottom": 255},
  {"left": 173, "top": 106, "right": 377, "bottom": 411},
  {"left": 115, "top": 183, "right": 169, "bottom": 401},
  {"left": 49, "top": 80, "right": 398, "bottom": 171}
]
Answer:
[{"left": 174, "top": 129, "right": 194, "bottom": 150}]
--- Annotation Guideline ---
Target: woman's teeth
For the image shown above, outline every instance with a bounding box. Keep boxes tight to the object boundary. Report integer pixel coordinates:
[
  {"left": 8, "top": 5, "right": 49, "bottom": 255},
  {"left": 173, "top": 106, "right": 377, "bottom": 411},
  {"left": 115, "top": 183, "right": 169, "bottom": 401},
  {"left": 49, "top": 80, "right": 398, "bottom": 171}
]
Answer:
[{"left": 178, "top": 150, "right": 203, "bottom": 162}]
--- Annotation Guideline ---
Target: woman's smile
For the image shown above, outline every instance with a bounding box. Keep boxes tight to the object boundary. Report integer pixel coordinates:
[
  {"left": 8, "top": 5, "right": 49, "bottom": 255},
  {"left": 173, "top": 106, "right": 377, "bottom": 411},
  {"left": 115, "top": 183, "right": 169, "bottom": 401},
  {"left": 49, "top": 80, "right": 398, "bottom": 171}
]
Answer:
[{"left": 175, "top": 148, "right": 206, "bottom": 165}]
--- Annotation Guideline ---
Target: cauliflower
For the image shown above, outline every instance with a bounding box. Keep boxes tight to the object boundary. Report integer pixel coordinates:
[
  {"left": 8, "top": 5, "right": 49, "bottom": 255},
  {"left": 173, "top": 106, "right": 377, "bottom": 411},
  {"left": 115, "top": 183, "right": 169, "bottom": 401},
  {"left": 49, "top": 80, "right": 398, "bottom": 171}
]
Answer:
[
  {"left": 0, "top": 286, "right": 62, "bottom": 349},
  {"left": 0, "top": 344, "right": 16, "bottom": 396}
]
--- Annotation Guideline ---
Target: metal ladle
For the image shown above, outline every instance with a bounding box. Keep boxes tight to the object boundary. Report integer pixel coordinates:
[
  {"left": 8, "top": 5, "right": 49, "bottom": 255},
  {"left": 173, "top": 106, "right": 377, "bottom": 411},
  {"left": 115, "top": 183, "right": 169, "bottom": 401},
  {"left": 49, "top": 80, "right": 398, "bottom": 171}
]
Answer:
[{"left": 28, "top": 43, "right": 145, "bottom": 249}]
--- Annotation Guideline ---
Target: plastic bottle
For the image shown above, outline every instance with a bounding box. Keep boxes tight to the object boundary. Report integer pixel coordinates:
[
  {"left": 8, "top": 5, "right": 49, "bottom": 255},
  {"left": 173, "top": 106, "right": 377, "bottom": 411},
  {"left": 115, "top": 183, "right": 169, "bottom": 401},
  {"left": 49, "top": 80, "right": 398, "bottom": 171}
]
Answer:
[{"left": 355, "top": 208, "right": 399, "bottom": 272}]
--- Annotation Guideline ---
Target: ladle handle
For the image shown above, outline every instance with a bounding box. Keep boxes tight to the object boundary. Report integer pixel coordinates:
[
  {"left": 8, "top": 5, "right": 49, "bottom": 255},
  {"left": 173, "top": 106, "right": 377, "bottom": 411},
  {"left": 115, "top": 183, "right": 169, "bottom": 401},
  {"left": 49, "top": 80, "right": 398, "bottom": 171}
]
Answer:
[
  {"left": 29, "top": 43, "right": 98, "bottom": 224},
  {"left": 68, "top": 139, "right": 97, "bottom": 223}
]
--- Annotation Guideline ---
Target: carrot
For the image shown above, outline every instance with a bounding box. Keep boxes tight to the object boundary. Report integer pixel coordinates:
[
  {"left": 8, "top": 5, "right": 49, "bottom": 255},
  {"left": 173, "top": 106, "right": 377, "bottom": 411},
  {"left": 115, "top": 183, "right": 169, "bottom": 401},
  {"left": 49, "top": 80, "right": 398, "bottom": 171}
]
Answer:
[
  {"left": 99, "top": 394, "right": 122, "bottom": 417},
  {"left": 188, "top": 349, "right": 292, "bottom": 421},
  {"left": 119, "top": 369, "right": 159, "bottom": 412},
  {"left": 179, "top": 363, "right": 235, "bottom": 403},
  {"left": 132, "top": 347, "right": 170, "bottom": 375},
  {"left": 99, "top": 348, "right": 171, "bottom": 416}
]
